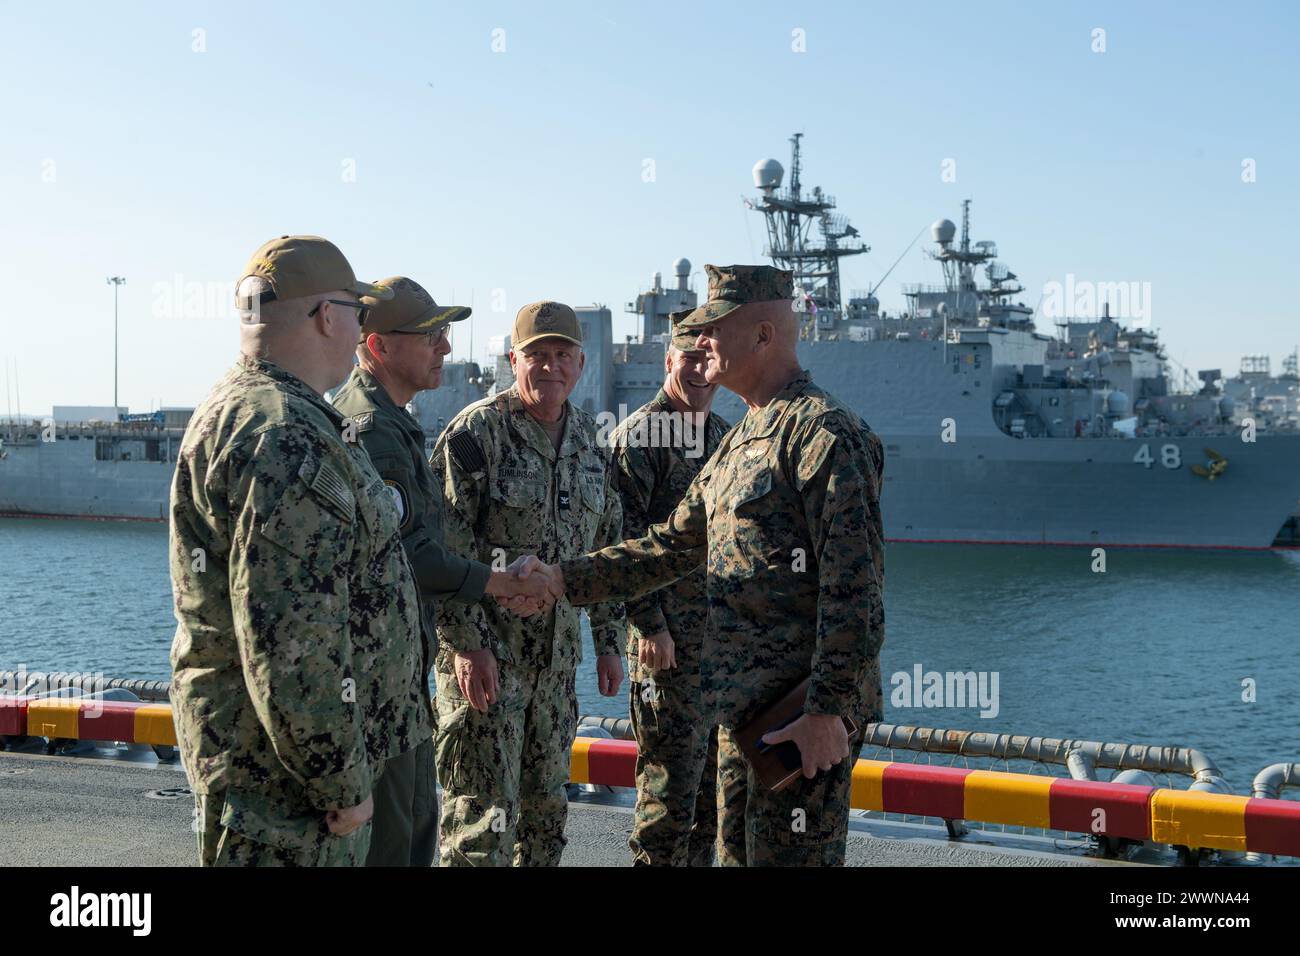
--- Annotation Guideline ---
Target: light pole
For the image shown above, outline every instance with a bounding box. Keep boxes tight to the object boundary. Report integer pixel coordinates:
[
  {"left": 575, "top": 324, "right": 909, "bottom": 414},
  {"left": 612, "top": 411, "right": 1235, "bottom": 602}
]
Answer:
[{"left": 107, "top": 276, "right": 126, "bottom": 416}]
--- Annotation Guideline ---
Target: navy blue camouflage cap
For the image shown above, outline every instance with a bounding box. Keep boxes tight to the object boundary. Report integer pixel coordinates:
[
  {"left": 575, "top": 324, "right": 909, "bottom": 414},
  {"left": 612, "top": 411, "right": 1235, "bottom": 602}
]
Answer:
[{"left": 676, "top": 264, "right": 794, "bottom": 331}]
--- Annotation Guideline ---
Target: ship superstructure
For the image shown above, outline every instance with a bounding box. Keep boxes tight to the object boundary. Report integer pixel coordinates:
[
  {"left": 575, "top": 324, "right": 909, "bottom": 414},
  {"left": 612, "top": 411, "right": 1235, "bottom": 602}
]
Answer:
[
  {"left": 708, "top": 136, "right": 1300, "bottom": 547},
  {"left": 1223, "top": 351, "right": 1300, "bottom": 433},
  {"left": 751, "top": 132, "right": 867, "bottom": 327}
]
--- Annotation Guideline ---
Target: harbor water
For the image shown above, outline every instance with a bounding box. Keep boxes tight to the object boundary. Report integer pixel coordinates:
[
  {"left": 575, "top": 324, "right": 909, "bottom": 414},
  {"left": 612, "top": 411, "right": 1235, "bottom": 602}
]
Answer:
[{"left": 2, "top": 517, "right": 1297, "bottom": 791}]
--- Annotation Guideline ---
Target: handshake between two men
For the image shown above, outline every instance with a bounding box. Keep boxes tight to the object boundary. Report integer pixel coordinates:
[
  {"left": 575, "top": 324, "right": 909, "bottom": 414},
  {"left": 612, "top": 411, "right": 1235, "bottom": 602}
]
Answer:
[
  {"left": 487, "top": 554, "right": 566, "bottom": 617},
  {"left": 478, "top": 554, "right": 847, "bottom": 783},
  {"left": 479, "top": 556, "right": 851, "bottom": 783},
  {"left": 490, "top": 556, "right": 674, "bottom": 669},
  {"left": 456, "top": 556, "right": 623, "bottom": 712}
]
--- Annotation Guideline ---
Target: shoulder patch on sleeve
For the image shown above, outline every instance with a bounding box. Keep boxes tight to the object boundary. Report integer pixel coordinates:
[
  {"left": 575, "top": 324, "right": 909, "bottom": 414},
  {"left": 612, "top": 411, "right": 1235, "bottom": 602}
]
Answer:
[
  {"left": 448, "top": 428, "right": 487, "bottom": 475},
  {"left": 383, "top": 478, "right": 409, "bottom": 528},
  {"left": 306, "top": 457, "right": 356, "bottom": 518},
  {"left": 795, "top": 424, "right": 838, "bottom": 491}
]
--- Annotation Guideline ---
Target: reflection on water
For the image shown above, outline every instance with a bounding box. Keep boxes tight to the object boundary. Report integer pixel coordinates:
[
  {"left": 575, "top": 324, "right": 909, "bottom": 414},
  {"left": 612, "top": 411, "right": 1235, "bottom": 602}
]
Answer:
[{"left": 3, "top": 519, "right": 1297, "bottom": 790}]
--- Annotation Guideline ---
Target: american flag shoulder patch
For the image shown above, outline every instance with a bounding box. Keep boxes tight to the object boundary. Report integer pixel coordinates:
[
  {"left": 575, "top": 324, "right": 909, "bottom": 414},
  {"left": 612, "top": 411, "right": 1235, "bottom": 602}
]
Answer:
[
  {"left": 448, "top": 429, "right": 487, "bottom": 474},
  {"left": 310, "top": 458, "right": 355, "bottom": 518}
]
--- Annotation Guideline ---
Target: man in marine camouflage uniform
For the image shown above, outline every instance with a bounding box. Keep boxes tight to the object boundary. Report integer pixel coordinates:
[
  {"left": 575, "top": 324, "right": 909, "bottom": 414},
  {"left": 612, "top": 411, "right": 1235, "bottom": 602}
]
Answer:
[
  {"left": 170, "top": 235, "right": 427, "bottom": 866},
  {"left": 609, "top": 310, "right": 747, "bottom": 866},
  {"left": 546, "top": 265, "right": 886, "bottom": 866},
  {"left": 430, "top": 300, "right": 627, "bottom": 866},
  {"left": 330, "top": 275, "right": 556, "bottom": 866}
]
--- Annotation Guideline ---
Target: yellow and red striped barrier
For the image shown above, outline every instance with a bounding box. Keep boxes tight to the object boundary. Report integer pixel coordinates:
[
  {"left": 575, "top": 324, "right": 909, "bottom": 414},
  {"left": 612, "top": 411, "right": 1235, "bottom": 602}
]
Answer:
[
  {"left": 570, "top": 736, "right": 639, "bottom": 788},
  {"left": 571, "top": 744, "right": 1300, "bottom": 857},
  {"left": 4, "top": 696, "right": 1297, "bottom": 858},
  {"left": 132, "top": 703, "right": 178, "bottom": 746},
  {"left": 3, "top": 696, "right": 177, "bottom": 747},
  {"left": 0, "top": 695, "right": 34, "bottom": 737},
  {"left": 1150, "top": 788, "right": 1300, "bottom": 859},
  {"left": 848, "top": 760, "right": 1154, "bottom": 839}
]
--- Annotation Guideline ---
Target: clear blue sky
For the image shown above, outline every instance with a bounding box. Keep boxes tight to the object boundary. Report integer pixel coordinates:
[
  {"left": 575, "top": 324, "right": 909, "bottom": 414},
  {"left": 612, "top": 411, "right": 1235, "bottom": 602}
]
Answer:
[{"left": 1, "top": 0, "right": 1296, "bottom": 414}]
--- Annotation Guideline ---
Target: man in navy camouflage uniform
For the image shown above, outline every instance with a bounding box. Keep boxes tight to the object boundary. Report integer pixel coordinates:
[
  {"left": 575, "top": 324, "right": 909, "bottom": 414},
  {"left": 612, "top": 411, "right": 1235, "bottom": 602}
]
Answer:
[
  {"left": 430, "top": 301, "right": 627, "bottom": 866},
  {"left": 170, "top": 236, "right": 424, "bottom": 866}
]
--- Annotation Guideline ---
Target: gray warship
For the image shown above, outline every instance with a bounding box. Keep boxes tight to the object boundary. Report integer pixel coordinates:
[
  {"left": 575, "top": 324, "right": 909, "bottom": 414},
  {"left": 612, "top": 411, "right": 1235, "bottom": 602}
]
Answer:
[
  {"left": 413, "top": 134, "right": 1300, "bottom": 549},
  {"left": 0, "top": 409, "right": 187, "bottom": 521},
  {"left": 3, "top": 134, "right": 1300, "bottom": 547}
]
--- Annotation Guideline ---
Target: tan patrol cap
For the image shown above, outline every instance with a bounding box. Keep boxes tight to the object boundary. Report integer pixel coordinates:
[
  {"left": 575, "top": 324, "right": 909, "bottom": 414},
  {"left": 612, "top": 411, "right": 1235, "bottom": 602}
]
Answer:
[
  {"left": 677, "top": 264, "right": 794, "bottom": 331},
  {"left": 235, "top": 235, "right": 392, "bottom": 310},
  {"left": 512, "top": 301, "right": 583, "bottom": 350},
  {"left": 669, "top": 309, "right": 703, "bottom": 351},
  {"left": 359, "top": 276, "right": 471, "bottom": 337}
]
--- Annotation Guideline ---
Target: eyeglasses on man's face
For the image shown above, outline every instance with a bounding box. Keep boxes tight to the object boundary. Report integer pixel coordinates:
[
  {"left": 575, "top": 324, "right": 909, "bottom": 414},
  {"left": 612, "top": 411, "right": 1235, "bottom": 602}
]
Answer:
[
  {"left": 308, "top": 298, "right": 370, "bottom": 325},
  {"left": 393, "top": 326, "right": 450, "bottom": 347}
]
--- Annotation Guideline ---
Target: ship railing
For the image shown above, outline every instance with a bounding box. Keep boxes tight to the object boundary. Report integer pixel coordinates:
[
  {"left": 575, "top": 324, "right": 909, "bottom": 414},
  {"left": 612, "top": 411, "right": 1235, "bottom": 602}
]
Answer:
[
  {"left": 0, "top": 423, "right": 182, "bottom": 441},
  {"left": 576, "top": 716, "right": 1300, "bottom": 865},
  {"left": 4, "top": 417, "right": 183, "bottom": 430},
  {"left": 4, "top": 693, "right": 1267, "bottom": 799},
  {"left": 854, "top": 723, "right": 1288, "bottom": 863},
  {"left": 1063, "top": 426, "right": 1245, "bottom": 439},
  {"left": 759, "top": 188, "right": 840, "bottom": 210},
  {"left": 5, "top": 691, "right": 1297, "bottom": 864}
]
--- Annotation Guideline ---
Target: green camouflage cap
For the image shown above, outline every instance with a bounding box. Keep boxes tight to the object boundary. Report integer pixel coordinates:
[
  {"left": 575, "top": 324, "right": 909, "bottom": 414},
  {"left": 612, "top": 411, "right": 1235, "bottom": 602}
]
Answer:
[
  {"left": 513, "top": 300, "right": 583, "bottom": 350},
  {"left": 676, "top": 264, "right": 794, "bottom": 331},
  {"left": 360, "top": 275, "right": 470, "bottom": 338},
  {"left": 235, "top": 235, "right": 393, "bottom": 309},
  {"left": 669, "top": 309, "right": 704, "bottom": 351}
]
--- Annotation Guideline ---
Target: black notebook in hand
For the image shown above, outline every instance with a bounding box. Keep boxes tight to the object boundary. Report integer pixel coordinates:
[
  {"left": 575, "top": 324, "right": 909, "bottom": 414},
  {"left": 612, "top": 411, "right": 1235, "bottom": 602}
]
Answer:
[{"left": 733, "top": 677, "right": 859, "bottom": 792}]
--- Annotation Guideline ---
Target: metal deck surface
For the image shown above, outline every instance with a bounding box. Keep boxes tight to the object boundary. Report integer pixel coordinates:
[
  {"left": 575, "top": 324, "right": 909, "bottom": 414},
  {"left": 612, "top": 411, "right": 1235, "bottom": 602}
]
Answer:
[{"left": 0, "top": 750, "right": 1139, "bottom": 868}]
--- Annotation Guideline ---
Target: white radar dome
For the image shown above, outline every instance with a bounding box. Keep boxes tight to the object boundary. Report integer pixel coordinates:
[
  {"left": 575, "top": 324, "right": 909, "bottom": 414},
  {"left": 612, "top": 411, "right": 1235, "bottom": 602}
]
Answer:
[
  {"left": 753, "top": 158, "right": 784, "bottom": 190},
  {"left": 932, "top": 219, "right": 957, "bottom": 244}
]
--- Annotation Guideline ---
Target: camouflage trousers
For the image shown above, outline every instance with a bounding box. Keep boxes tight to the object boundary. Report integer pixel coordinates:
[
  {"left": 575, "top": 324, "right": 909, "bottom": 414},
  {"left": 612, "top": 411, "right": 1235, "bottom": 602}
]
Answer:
[
  {"left": 433, "top": 660, "right": 578, "bottom": 867},
  {"left": 628, "top": 673, "right": 748, "bottom": 866},
  {"left": 714, "top": 726, "right": 750, "bottom": 867},
  {"left": 731, "top": 729, "right": 867, "bottom": 866},
  {"left": 194, "top": 788, "right": 370, "bottom": 867},
  {"left": 711, "top": 664, "right": 879, "bottom": 867},
  {"left": 365, "top": 736, "right": 438, "bottom": 867}
]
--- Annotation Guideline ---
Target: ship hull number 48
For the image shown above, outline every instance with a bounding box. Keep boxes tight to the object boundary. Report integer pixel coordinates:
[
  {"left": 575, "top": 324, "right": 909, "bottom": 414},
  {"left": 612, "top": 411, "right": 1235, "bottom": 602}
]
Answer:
[{"left": 1132, "top": 443, "right": 1182, "bottom": 469}]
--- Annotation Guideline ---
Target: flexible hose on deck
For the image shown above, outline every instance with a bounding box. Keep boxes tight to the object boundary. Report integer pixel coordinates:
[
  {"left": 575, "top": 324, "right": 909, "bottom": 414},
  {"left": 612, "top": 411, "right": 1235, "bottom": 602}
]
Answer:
[
  {"left": 0, "top": 670, "right": 171, "bottom": 701},
  {"left": 865, "top": 722, "right": 1226, "bottom": 785},
  {"left": 577, "top": 716, "right": 634, "bottom": 740}
]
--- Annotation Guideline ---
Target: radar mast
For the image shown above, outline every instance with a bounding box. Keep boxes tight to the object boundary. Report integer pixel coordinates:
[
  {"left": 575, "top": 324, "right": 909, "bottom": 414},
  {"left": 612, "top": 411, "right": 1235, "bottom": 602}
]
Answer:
[{"left": 749, "top": 134, "right": 868, "bottom": 329}]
